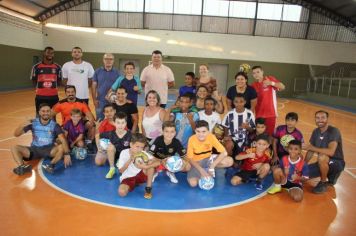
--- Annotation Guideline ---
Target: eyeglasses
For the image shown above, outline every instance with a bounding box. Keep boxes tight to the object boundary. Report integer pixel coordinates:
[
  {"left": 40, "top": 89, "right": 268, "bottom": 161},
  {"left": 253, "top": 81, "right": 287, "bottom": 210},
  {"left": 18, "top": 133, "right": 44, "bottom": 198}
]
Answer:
[{"left": 104, "top": 58, "right": 114, "bottom": 60}]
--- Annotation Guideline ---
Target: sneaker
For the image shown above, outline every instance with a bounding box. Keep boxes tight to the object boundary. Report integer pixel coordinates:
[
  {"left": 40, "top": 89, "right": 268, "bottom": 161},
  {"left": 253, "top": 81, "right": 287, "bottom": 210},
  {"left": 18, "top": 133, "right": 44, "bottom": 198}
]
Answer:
[
  {"left": 312, "top": 181, "right": 328, "bottom": 194},
  {"left": 166, "top": 171, "right": 178, "bottom": 184},
  {"left": 267, "top": 185, "right": 282, "bottom": 194},
  {"left": 152, "top": 172, "right": 158, "bottom": 183},
  {"left": 328, "top": 171, "right": 342, "bottom": 186},
  {"left": 144, "top": 187, "right": 152, "bottom": 199},
  {"left": 42, "top": 164, "right": 54, "bottom": 174},
  {"left": 13, "top": 164, "right": 32, "bottom": 175},
  {"left": 105, "top": 167, "right": 116, "bottom": 179},
  {"left": 255, "top": 182, "right": 263, "bottom": 191}
]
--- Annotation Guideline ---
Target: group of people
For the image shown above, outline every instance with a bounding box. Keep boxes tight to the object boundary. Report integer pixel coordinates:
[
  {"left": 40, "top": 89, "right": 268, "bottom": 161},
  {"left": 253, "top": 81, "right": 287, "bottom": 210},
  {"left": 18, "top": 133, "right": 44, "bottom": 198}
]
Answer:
[{"left": 11, "top": 47, "right": 345, "bottom": 202}]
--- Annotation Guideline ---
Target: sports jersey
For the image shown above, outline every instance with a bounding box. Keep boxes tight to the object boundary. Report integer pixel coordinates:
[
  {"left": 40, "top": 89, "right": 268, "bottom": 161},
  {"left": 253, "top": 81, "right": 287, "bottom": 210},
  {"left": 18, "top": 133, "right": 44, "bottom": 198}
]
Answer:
[
  {"left": 240, "top": 148, "right": 271, "bottom": 171},
  {"left": 179, "top": 86, "right": 196, "bottom": 97},
  {"left": 172, "top": 111, "right": 200, "bottom": 148},
  {"left": 111, "top": 75, "right": 142, "bottom": 105},
  {"left": 251, "top": 76, "right": 280, "bottom": 118},
  {"left": 31, "top": 62, "right": 62, "bottom": 97},
  {"left": 98, "top": 119, "right": 116, "bottom": 133},
  {"left": 24, "top": 118, "right": 63, "bottom": 147},
  {"left": 198, "top": 110, "right": 221, "bottom": 132},
  {"left": 100, "top": 131, "right": 131, "bottom": 158},
  {"left": 63, "top": 119, "right": 85, "bottom": 145},
  {"left": 149, "top": 135, "right": 186, "bottom": 160},
  {"left": 273, "top": 125, "right": 304, "bottom": 158},
  {"left": 53, "top": 98, "right": 91, "bottom": 125},
  {"left": 222, "top": 108, "right": 255, "bottom": 149},
  {"left": 187, "top": 133, "right": 225, "bottom": 162},
  {"left": 280, "top": 155, "right": 309, "bottom": 184},
  {"left": 93, "top": 67, "right": 121, "bottom": 102}
]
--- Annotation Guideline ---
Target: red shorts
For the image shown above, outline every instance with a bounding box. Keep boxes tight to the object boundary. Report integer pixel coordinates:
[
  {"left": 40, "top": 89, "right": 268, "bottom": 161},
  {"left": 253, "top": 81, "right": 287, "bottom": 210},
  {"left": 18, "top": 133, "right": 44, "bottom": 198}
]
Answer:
[
  {"left": 121, "top": 171, "right": 147, "bottom": 192},
  {"left": 264, "top": 117, "right": 276, "bottom": 136}
]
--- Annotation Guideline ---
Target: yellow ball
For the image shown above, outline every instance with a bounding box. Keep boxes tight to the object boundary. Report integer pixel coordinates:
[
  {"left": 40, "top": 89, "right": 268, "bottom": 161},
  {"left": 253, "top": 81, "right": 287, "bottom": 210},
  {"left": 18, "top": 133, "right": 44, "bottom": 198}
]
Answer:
[
  {"left": 280, "top": 134, "right": 295, "bottom": 149},
  {"left": 239, "top": 63, "right": 251, "bottom": 73}
]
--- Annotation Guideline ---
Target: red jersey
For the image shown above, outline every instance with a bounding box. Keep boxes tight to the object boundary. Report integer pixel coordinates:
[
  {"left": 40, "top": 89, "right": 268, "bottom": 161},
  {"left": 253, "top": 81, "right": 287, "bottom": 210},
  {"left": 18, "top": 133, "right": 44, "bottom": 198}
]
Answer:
[
  {"left": 251, "top": 76, "right": 280, "bottom": 118},
  {"left": 98, "top": 119, "right": 116, "bottom": 133},
  {"left": 31, "top": 62, "right": 62, "bottom": 97},
  {"left": 240, "top": 147, "right": 271, "bottom": 171},
  {"left": 53, "top": 98, "right": 91, "bottom": 125}
]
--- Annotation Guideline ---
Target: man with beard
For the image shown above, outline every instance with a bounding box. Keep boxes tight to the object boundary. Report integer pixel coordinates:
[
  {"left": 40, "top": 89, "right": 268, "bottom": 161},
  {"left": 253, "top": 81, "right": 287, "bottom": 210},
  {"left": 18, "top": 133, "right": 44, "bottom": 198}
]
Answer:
[
  {"left": 31, "top": 47, "right": 62, "bottom": 114},
  {"left": 304, "top": 110, "right": 345, "bottom": 194},
  {"left": 11, "top": 103, "right": 71, "bottom": 175}
]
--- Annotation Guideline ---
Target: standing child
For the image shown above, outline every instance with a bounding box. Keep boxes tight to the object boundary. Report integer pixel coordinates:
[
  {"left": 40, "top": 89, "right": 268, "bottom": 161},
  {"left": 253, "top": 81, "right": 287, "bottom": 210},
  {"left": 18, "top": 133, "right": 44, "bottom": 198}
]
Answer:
[
  {"left": 267, "top": 140, "right": 309, "bottom": 202},
  {"left": 179, "top": 72, "right": 196, "bottom": 97},
  {"left": 117, "top": 133, "right": 155, "bottom": 199},
  {"left": 63, "top": 109, "right": 85, "bottom": 149},
  {"left": 198, "top": 97, "right": 221, "bottom": 132},
  {"left": 231, "top": 134, "right": 271, "bottom": 190}
]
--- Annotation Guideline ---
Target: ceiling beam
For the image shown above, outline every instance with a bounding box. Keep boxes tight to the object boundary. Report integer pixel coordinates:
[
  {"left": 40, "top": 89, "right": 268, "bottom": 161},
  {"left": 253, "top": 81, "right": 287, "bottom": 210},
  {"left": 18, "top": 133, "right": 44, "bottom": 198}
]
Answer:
[{"left": 26, "top": 0, "right": 47, "bottom": 9}]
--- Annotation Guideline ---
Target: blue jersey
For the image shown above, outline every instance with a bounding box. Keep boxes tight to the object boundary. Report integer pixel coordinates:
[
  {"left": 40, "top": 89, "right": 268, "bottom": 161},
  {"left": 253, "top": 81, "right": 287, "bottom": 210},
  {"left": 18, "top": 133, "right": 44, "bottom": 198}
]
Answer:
[
  {"left": 111, "top": 75, "right": 142, "bottom": 105},
  {"left": 280, "top": 155, "right": 309, "bottom": 184},
  {"left": 172, "top": 112, "right": 199, "bottom": 148},
  {"left": 93, "top": 67, "right": 121, "bottom": 102},
  {"left": 24, "top": 118, "right": 63, "bottom": 147},
  {"left": 179, "top": 86, "right": 196, "bottom": 97}
]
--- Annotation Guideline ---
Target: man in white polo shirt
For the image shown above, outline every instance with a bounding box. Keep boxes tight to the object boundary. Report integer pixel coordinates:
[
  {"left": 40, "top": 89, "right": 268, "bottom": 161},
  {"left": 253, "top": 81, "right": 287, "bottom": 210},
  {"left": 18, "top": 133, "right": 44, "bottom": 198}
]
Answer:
[
  {"left": 62, "top": 47, "right": 95, "bottom": 105},
  {"left": 140, "top": 50, "right": 175, "bottom": 108}
]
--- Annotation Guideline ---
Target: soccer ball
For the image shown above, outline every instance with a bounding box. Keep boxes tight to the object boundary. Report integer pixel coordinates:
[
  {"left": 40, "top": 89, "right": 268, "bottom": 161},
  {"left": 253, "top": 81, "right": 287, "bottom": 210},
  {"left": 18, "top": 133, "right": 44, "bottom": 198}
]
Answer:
[
  {"left": 280, "top": 134, "right": 295, "bottom": 149},
  {"left": 107, "top": 91, "right": 117, "bottom": 103},
  {"left": 133, "top": 151, "right": 149, "bottom": 166},
  {"left": 199, "top": 176, "right": 215, "bottom": 190},
  {"left": 72, "top": 147, "right": 87, "bottom": 160},
  {"left": 165, "top": 156, "right": 183, "bottom": 173},
  {"left": 239, "top": 63, "right": 251, "bottom": 73},
  {"left": 99, "top": 138, "right": 111, "bottom": 151}
]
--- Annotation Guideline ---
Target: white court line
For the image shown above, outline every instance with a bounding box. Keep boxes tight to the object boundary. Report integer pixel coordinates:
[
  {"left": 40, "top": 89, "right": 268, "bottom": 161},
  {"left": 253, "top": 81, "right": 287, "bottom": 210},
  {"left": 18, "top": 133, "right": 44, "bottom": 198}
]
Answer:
[
  {"left": 0, "top": 148, "right": 10, "bottom": 151},
  {"left": 345, "top": 169, "right": 356, "bottom": 179},
  {"left": 346, "top": 167, "right": 356, "bottom": 170},
  {"left": 0, "top": 133, "right": 31, "bottom": 143}
]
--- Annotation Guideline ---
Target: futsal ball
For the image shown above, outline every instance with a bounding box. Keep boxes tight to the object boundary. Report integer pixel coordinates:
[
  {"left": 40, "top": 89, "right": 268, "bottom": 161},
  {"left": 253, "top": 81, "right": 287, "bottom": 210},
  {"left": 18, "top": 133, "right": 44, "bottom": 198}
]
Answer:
[
  {"left": 165, "top": 156, "right": 183, "bottom": 173},
  {"left": 99, "top": 138, "right": 111, "bottom": 151},
  {"left": 73, "top": 147, "right": 87, "bottom": 160},
  {"left": 280, "top": 134, "right": 295, "bottom": 149},
  {"left": 239, "top": 63, "right": 251, "bottom": 73},
  {"left": 133, "top": 151, "right": 149, "bottom": 166},
  {"left": 199, "top": 176, "right": 215, "bottom": 190},
  {"left": 107, "top": 91, "right": 117, "bottom": 103}
]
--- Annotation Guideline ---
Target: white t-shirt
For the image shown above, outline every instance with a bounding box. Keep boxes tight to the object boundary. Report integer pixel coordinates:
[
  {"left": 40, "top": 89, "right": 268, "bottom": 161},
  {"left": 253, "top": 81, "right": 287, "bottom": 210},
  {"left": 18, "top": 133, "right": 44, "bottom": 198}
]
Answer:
[
  {"left": 140, "top": 64, "right": 174, "bottom": 104},
  {"left": 198, "top": 110, "right": 221, "bottom": 132},
  {"left": 117, "top": 149, "right": 153, "bottom": 182},
  {"left": 62, "top": 61, "right": 95, "bottom": 99}
]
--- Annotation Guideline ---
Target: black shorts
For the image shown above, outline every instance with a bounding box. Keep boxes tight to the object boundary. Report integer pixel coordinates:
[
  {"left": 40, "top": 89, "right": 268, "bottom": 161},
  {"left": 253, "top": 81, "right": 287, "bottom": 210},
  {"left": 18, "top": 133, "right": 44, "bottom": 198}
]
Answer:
[
  {"left": 308, "top": 159, "right": 345, "bottom": 179},
  {"left": 234, "top": 169, "right": 258, "bottom": 182},
  {"left": 35, "top": 96, "right": 59, "bottom": 113},
  {"left": 282, "top": 180, "right": 303, "bottom": 190},
  {"left": 24, "top": 145, "right": 54, "bottom": 161}
]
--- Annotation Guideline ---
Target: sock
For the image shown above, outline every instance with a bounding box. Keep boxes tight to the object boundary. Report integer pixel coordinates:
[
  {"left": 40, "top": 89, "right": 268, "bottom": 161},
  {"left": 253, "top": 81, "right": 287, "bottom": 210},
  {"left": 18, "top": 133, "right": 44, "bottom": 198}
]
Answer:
[
  {"left": 274, "top": 184, "right": 281, "bottom": 187},
  {"left": 145, "top": 187, "right": 152, "bottom": 193}
]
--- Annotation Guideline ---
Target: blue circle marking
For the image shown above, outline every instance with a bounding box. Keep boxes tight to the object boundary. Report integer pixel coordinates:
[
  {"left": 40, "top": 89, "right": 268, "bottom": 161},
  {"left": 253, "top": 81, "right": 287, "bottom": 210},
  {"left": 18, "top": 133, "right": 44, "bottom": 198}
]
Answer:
[{"left": 39, "top": 156, "right": 273, "bottom": 212}]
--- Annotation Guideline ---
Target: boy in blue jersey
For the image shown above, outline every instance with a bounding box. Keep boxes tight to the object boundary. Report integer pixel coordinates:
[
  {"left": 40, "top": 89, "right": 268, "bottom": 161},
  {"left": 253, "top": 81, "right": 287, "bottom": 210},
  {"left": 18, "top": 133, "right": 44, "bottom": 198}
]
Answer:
[
  {"left": 179, "top": 72, "right": 196, "bottom": 97},
  {"left": 166, "top": 94, "right": 199, "bottom": 148},
  {"left": 11, "top": 103, "right": 71, "bottom": 175}
]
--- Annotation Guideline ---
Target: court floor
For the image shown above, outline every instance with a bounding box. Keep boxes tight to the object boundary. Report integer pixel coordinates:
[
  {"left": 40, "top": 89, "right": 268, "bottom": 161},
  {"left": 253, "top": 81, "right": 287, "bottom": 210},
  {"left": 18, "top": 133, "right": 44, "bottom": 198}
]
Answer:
[{"left": 0, "top": 89, "right": 355, "bottom": 236}]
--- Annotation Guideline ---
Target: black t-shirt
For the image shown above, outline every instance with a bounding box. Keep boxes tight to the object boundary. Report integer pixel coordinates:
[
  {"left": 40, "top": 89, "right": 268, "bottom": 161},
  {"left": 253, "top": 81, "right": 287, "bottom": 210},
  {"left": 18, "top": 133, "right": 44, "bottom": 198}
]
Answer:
[
  {"left": 100, "top": 131, "right": 131, "bottom": 158},
  {"left": 149, "top": 135, "right": 186, "bottom": 160},
  {"left": 226, "top": 85, "right": 257, "bottom": 109},
  {"left": 112, "top": 102, "right": 138, "bottom": 131},
  {"left": 310, "top": 125, "right": 344, "bottom": 161}
]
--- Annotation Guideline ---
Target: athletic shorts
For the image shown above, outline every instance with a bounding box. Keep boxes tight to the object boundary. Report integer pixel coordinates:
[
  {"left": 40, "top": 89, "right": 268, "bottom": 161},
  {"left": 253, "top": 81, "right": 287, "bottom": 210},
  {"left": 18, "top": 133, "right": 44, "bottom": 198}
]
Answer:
[
  {"left": 24, "top": 145, "right": 54, "bottom": 161},
  {"left": 121, "top": 171, "right": 147, "bottom": 192},
  {"left": 282, "top": 180, "right": 303, "bottom": 190},
  {"left": 308, "top": 159, "right": 345, "bottom": 179},
  {"left": 234, "top": 169, "right": 258, "bottom": 182},
  {"left": 187, "top": 154, "right": 218, "bottom": 179}
]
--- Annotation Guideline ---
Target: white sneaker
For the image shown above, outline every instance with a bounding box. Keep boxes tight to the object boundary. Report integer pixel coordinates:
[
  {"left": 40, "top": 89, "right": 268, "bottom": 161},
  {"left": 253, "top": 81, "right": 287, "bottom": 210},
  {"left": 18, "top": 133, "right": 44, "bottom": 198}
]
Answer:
[
  {"left": 166, "top": 171, "right": 178, "bottom": 184},
  {"left": 152, "top": 172, "right": 158, "bottom": 183}
]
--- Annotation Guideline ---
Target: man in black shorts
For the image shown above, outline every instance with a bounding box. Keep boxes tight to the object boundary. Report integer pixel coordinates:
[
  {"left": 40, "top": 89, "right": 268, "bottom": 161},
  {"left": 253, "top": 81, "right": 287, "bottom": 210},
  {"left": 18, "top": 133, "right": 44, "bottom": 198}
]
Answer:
[
  {"left": 11, "top": 103, "right": 71, "bottom": 175},
  {"left": 304, "top": 110, "right": 345, "bottom": 194}
]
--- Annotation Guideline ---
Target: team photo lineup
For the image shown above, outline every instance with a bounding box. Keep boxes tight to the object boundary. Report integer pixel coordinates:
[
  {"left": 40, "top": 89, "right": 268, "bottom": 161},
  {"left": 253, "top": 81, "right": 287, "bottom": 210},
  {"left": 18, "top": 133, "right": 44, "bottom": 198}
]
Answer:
[{"left": 11, "top": 46, "right": 345, "bottom": 202}]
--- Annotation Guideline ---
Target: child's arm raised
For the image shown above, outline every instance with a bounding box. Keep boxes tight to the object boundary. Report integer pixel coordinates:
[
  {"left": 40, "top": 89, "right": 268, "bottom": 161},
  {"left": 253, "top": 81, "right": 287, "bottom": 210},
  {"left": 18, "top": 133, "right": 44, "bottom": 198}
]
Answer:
[{"left": 235, "top": 152, "right": 255, "bottom": 160}]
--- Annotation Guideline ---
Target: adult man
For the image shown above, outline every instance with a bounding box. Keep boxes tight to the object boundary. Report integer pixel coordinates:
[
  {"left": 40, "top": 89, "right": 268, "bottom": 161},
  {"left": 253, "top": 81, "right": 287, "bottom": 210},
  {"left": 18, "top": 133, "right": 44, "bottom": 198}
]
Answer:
[
  {"left": 62, "top": 47, "right": 95, "bottom": 104},
  {"left": 52, "top": 85, "right": 95, "bottom": 141},
  {"left": 31, "top": 47, "right": 62, "bottom": 113},
  {"left": 140, "top": 50, "right": 175, "bottom": 108},
  {"left": 11, "top": 103, "right": 71, "bottom": 175},
  {"left": 251, "top": 66, "right": 285, "bottom": 135},
  {"left": 112, "top": 86, "right": 138, "bottom": 133},
  {"left": 91, "top": 53, "right": 121, "bottom": 121},
  {"left": 304, "top": 110, "right": 345, "bottom": 194}
]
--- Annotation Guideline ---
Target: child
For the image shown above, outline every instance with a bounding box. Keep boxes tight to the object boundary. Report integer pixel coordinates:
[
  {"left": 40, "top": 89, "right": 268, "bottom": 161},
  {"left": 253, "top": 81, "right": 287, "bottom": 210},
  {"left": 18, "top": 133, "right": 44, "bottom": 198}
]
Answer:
[
  {"left": 179, "top": 72, "right": 196, "bottom": 97},
  {"left": 267, "top": 140, "right": 309, "bottom": 202},
  {"left": 117, "top": 133, "right": 155, "bottom": 199},
  {"left": 222, "top": 94, "right": 255, "bottom": 157},
  {"left": 272, "top": 112, "right": 304, "bottom": 165},
  {"left": 95, "top": 104, "right": 116, "bottom": 166},
  {"left": 231, "top": 134, "right": 271, "bottom": 190},
  {"left": 187, "top": 120, "right": 233, "bottom": 188},
  {"left": 109, "top": 62, "right": 142, "bottom": 105},
  {"left": 198, "top": 97, "right": 221, "bottom": 132},
  {"left": 149, "top": 121, "right": 191, "bottom": 183},
  {"left": 167, "top": 94, "right": 199, "bottom": 148},
  {"left": 99, "top": 112, "right": 131, "bottom": 179},
  {"left": 63, "top": 109, "right": 85, "bottom": 149}
]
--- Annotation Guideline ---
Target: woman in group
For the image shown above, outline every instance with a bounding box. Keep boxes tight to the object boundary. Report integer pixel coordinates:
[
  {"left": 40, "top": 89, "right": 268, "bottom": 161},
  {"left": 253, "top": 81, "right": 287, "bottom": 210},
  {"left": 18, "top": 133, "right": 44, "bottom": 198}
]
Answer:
[
  {"left": 226, "top": 72, "right": 257, "bottom": 113},
  {"left": 195, "top": 85, "right": 224, "bottom": 114},
  {"left": 195, "top": 64, "right": 217, "bottom": 95},
  {"left": 141, "top": 90, "right": 166, "bottom": 142}
]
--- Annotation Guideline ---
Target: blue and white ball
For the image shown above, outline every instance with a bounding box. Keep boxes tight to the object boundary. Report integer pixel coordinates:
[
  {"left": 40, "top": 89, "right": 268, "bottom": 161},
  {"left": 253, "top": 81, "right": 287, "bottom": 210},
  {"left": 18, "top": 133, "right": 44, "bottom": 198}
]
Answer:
[
  {"left": 73, "top": 147, "right": 87, "bottom": 160},
  {"left": 165, "top": 156, "right": 183, "bottom": 173},
  {"left": 199, "top": 176, "right": 215, "bottom": 190},
  {"left": 99, "top": 138, "right": 111, "bottom": 151}
]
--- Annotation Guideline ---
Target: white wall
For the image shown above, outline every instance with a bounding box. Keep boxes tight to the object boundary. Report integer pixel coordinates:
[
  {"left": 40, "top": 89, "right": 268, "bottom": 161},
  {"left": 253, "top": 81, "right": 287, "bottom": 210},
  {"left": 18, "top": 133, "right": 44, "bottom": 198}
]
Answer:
[{"left": 43, "top": 27, "right": 356, "bottom": 66}]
